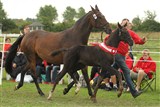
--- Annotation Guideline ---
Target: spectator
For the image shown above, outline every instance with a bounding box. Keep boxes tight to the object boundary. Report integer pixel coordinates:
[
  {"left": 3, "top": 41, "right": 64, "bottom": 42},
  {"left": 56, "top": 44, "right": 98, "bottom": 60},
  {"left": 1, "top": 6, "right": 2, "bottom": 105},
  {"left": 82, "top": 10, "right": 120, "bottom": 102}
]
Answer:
[
  {"left": 90, "top": 66, "right": 117, "bottom": 91},
  {"left": 90, "top": 66, "right": 101, "bottom": 80},
  {"left": 104, "top": 51, "right": 134, "bottom": 91},
  {"left": 4, "top": 37, "right": 12, "bottom": 52},
  {"left": 106, "top": 18, "right": 147, "bottom": 98},
  {"left": 103, "top": 75, "right": 117, "bottom": 91},
  {"left": 45, "top": 64, "right": 53, "bottom": 83},
  {"left": 131, "top": 49, "right": 156, "bottom": 91},
  {"left": 45, "top": 64, "right": 59, "bottom": 84},
  {"left": 36, "top": 60, "right": 47, "bottom": 83},
  {"left": 3, "top": 37, "right": 12, "bottom": 62},
  {"left": 20, "top": 25, "right": 30, "bottom": 35},
  {"left": 12, "top": 51, "right": 27, "bottom": 79}
]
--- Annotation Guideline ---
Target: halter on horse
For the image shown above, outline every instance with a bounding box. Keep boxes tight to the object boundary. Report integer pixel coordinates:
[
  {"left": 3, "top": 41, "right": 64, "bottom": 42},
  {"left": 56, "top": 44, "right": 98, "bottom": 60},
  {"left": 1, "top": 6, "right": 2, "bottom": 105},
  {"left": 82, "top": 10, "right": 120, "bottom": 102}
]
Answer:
[
  {"left": 5, "top": 5, "right": 111, "bottom": 96},
  {"left": 49, "top": 23, "right": 133, "bottom": 102}
]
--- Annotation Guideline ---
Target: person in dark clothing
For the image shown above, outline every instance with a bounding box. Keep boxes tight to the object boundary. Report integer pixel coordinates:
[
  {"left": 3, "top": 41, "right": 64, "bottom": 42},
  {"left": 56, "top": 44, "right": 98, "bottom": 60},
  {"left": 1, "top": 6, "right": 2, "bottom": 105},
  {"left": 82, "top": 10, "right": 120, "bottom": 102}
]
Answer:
[
  {"left": 90, "top": 66, "right": 101, "bottom": 80},
  {"left": 12, "top": 52, "right": 27, "bottom": 79},
  {"left": 36, "top": 60, "right": 46, "bottom": 83},
  {"left": 45, "top": 64, "right": 60, "bottom": 84}
]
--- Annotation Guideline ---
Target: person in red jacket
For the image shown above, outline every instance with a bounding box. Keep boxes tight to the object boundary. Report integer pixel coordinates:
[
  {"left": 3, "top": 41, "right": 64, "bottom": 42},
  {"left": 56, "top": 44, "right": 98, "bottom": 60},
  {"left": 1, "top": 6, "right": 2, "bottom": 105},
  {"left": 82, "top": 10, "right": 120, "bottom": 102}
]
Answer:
[
  {"left": 3, "top": 37, "right": 12, "bottom": 64},
  {"left": 4, "top": 37, "right": 12, "bottom": 52},
  {"left": 107, "top": 18, "right": 147, "bottom": 98},
  {"left": 131, "top": 49, "right": 156, "bottom": 91}
]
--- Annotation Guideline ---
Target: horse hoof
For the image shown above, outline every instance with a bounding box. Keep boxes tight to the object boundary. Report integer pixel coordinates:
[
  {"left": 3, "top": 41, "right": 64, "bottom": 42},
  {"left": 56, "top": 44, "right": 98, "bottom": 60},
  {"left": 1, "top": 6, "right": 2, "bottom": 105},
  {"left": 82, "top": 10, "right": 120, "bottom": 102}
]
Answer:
[
  {"left": 63, "top": 88, "right": 68, "bottom": 95},
  {"left": 117, "top": 87, "right": 123, "bottom": 97},
  {"left": 40, "top": 92, "right": 45, "bottom": 96},
  {"left": 47, "top": 91, "right": 52, "bottom": 100},
  {"left": 14, "top": 85, "right": 18, "bottom": 91},
  {"left": 47, "top": 96, "right": 52, "bottom": 100},
  {"left": 117, "top": 92, "right": 122, "bottom": 98},
  {"left": 75, "top": 90, "right": 79, "bottom": 95},
  {"left": 90, "top": 97, "right": 97, "bottom": 103},
  {"left": 75, "top": 92, "right": 78, "bottom": 95}
]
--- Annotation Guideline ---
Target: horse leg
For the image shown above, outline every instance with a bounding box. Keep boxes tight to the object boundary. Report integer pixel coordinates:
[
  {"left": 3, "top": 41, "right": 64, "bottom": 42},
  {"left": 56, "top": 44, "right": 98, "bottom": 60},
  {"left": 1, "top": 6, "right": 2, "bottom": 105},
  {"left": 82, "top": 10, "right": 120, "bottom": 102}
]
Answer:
[
  {"left": 47, "top": 68, "right": 68, "bottom": 100},
  {"left": 67, "top": 71, "right": 82, "bottom": 95},
  {"left": 30, "top": 72, "right": 45, "bottom": 96},
  {"left": 63, "top": 72, "right": 79, "bottom": 95},
  {"left": 14, "top": 63, "right": 29, "bottom": 91},
  {"left": 91, "top": 75, "right": 104, "bottom": 103},
  {"left": 106, "top": 66, "right": 123, "bottom": 97},
  {"left": 81, "top": 67, "right": 93, "bottom": 97}
]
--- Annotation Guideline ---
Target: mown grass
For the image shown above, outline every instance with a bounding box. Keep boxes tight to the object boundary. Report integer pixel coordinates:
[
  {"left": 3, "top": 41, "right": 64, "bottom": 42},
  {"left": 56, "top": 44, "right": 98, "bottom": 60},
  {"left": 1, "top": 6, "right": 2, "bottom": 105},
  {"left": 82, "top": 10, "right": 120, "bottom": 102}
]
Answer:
[{"left": 1, "top": 80, "right": 160, "bottom": 107}]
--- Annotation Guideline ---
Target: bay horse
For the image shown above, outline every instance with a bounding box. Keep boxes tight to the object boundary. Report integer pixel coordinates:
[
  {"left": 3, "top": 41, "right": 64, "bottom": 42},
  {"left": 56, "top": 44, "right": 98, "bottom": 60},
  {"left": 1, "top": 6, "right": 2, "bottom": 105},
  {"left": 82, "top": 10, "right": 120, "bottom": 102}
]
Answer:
[
  {"left": 48, "top": 23, "right": 133, "bottom": 102},
  {"left": 5, "top": 5, "right": 111, "bottom": 96}
]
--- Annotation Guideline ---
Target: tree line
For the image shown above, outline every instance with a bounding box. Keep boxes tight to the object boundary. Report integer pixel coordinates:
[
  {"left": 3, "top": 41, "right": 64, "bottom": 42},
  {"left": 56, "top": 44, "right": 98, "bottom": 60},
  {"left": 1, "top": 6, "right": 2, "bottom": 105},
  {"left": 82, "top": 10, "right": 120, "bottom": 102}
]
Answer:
[{"left": 0, "top": 1, "right": 160, "bottom": 33}]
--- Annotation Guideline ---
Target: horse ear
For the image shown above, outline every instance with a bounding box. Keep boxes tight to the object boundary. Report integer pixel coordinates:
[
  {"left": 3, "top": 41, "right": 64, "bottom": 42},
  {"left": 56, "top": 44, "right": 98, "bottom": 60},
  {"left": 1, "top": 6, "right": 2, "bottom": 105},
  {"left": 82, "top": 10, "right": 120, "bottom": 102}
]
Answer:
[
  {"left": 95, "top": 5, "right": 99, "bottom": 11},
  {"left": 118, "top": 22, "right": 122, "bottom": 29},
  {"left": 90, "top": 5, "right": 96, "bottom": 13}
]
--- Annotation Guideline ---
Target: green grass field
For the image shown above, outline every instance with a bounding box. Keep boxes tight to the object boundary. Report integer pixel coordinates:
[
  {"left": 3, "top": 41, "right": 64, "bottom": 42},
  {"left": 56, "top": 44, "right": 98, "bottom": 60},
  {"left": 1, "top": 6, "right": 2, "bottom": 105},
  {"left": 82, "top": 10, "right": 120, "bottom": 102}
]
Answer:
[
  {"left": 1, "top": 80, "right": 160, "bottom": 107},
  {"left": 0, "top": 32, "right": 160, "bottom": 107}
]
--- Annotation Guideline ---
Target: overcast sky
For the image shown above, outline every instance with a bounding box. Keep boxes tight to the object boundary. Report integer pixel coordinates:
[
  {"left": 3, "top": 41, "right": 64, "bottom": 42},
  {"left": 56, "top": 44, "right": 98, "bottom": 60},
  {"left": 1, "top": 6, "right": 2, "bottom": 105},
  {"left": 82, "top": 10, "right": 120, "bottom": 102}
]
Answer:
[{"left": 1, "top": 0, "right": 160, "bottom": 23}]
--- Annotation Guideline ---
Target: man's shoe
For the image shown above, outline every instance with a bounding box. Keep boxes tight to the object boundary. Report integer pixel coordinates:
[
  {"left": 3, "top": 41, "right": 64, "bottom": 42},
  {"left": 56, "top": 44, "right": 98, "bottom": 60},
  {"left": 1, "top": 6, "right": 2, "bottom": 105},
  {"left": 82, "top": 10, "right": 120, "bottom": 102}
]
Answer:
[
  {"left": 132, "top": 91, "right": 143, "bottom": 98},
  {"left": 104, "top": 86, "right": 112, "bottom": 91},
  {"left": 112, "top": 86, "right": 118, "bottom": 91}
]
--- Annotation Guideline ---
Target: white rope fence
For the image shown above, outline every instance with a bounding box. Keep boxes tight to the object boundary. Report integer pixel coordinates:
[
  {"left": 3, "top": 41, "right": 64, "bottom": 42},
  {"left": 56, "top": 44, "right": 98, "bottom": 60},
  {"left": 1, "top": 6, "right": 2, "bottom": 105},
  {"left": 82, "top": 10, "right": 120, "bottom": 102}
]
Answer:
[
  {"left": 129, "top": 50, "right": 160, "bottom": 63},
  {"left": 129, "top": 51, "right": 160, "bottom": 54}
]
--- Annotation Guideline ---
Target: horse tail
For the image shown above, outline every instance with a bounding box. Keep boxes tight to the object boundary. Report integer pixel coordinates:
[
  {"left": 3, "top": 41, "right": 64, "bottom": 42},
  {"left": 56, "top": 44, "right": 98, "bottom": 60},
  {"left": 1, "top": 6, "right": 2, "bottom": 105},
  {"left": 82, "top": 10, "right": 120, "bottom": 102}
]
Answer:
[
  {"left": 5, "top": 35, "right": 24, "bottom": 78},
  {"left": 51, "top": 48, "right": 68, "bottom": 56}
]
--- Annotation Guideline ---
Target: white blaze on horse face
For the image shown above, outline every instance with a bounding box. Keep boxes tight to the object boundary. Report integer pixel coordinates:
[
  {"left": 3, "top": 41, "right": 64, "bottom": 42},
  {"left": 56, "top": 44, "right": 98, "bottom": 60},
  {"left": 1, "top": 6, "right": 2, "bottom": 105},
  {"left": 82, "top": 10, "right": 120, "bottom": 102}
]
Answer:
[{"left": 93, "top": 14, "right": 97, "bottom": 20}]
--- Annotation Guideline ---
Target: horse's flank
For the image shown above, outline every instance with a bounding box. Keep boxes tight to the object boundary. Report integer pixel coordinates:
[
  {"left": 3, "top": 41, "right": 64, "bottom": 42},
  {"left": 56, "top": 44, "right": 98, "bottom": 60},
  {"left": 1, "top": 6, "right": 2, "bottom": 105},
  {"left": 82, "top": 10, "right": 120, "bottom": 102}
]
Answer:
[{"left": 20, "top": 11, "right": 95, "bottom": 64}]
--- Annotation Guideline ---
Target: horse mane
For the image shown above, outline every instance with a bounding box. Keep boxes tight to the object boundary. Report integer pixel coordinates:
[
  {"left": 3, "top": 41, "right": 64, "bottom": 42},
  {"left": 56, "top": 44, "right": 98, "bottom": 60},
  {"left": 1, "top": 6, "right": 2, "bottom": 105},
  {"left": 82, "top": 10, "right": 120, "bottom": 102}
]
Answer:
[
  {"left": 105, "top": 28, "right": 120, "bottom": 46},
  {"left": 73, "top": 11, "right": 92, "bottom": 29}
]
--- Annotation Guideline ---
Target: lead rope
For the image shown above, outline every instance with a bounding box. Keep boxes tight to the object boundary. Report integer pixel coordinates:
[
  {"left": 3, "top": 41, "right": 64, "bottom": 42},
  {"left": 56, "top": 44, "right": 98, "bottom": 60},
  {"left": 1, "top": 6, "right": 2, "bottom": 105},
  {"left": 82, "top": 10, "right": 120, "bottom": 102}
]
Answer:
[{"left": 100, "top": 31, "right": 104, "bottom": 42}]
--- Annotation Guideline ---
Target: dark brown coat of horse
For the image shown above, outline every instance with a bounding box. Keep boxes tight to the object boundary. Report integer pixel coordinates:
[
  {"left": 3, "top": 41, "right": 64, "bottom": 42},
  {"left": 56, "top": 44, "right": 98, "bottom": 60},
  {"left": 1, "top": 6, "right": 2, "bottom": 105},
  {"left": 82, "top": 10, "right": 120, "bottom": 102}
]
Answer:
[
  {"left": 5, "top": 5, "right": 111, "bottom": 96},
  {"left": 49, "top": 23, "right": 133, "bottom": 102}
]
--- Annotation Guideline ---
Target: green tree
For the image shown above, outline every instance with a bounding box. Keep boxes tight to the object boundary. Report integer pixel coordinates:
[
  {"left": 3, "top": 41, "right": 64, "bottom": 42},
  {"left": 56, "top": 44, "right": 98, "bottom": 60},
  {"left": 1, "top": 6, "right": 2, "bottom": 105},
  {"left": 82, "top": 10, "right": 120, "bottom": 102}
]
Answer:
[
  {"left": 2, "top": 18, "right": 18, "bottom": 33},
  {"left": 76, "top": 7, "right": 86, "bottom": 19},
  {"left": 62, "top": 6, "right": 76, "bottom": 22},
  {"left": 0, "top": 0, "right": 6, "bottom": 22},
  {"left": 12, "top": 19, "right": 31, "bottom": 30},
  {"left": 140, "top": 20, "right": 160, "bottom": 32},
  {"left": 26, "top": 18, "right": 37, "bottom": 23},
  {"left": 37, "top": 5, "right": 58, "bottom": 31},
  {"left": 144, "top": 10, "right": 156, "bottom": 21},
  {"left": 132, "top": 16, "right": 142, "bottom": 31}
]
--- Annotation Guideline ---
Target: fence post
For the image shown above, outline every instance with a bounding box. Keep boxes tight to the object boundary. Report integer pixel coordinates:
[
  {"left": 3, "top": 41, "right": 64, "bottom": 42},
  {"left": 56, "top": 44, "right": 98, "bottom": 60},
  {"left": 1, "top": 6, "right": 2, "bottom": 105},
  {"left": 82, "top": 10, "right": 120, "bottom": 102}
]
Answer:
[{"left": 0, "top": 34, "right": 6, "bottom": 85}]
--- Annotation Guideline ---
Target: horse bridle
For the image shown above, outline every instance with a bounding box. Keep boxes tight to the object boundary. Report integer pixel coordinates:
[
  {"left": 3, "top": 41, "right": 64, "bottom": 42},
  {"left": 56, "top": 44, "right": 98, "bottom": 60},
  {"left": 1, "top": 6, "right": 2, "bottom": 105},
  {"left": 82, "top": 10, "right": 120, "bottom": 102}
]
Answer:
[{"left": 92, "top": 13, "right": 108, "bottom": 29}]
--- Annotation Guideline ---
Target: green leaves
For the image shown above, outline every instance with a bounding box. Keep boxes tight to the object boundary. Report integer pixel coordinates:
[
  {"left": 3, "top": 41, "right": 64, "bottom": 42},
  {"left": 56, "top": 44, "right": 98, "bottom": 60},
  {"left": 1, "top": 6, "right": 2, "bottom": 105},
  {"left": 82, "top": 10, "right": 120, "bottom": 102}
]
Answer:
[{"left": 37, "top": 5, "right": 58, "bottom": 31}]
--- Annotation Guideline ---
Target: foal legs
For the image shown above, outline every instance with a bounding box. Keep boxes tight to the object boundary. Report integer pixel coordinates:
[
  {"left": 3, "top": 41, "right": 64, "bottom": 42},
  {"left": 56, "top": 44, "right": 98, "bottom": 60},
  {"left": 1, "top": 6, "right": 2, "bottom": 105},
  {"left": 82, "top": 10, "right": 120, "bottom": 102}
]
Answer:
[
  {"left": 91, "top": 74, "right": 104, "bottom": 103},
  {"left": 68, "top": 71, "right": 81, "bottom": 94},
  {"left": 63, "top": 72, "right": 79, "bottom": 95},
  {"left": 107, "top": 66, "right": 123, "bottom": 97},
  {"left": 81, "top": 67, "right": 93, "bottom": 97}
]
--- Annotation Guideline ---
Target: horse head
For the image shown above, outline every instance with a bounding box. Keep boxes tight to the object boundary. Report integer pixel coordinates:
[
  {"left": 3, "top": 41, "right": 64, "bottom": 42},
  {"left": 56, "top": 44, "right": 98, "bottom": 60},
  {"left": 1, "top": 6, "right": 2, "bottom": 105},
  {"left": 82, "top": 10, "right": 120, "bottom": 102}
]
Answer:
[
  {"left": 117, "top": 22, "right": 133, "bottom": 46},
  {"left": 90, "top": 5, "right": 112, "bottom": 34}
]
